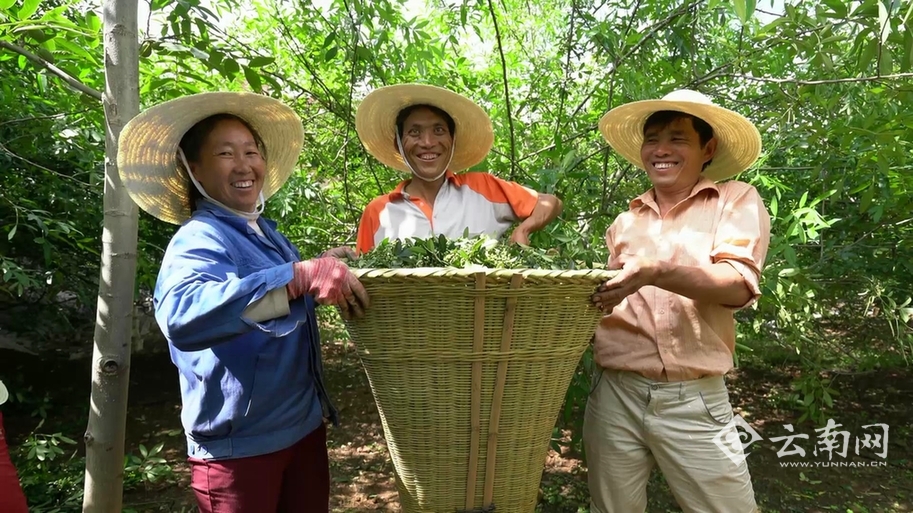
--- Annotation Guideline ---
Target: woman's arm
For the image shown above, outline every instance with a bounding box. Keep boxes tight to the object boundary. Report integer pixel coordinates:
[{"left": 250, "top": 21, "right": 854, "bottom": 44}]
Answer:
[{"left": 154, "top": 224, "right": 304, "bottom": 352}]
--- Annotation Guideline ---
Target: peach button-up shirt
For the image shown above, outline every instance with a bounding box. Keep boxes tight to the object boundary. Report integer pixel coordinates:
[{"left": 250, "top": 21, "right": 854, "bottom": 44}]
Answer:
[{"left": 593, "top": 177, "right": 771, "bottom": 382}]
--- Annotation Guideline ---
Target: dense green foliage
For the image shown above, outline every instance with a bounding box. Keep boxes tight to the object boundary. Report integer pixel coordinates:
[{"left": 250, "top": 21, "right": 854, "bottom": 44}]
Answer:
[
  {"left": 350, "top": 234, "right": 591, "bottom": 269},
  {"left": 2, "top": 0, "right": 911, "bottom": 441}
]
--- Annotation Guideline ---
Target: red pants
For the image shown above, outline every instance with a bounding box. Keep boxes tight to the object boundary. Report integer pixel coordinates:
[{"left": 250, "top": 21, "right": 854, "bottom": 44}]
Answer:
[
  {"left": 189, "top": 423, "right": 329, "bottom": 513},
  {"left": 0, "top": 412, "right": 29, "bottom": 513}
]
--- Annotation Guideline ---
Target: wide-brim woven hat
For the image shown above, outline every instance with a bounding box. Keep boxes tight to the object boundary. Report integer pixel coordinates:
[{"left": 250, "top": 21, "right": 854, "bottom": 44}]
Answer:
[
  {"left": 355, "top": 84, "right": 493, "bottom": 173},
  {"left": 598, "top": 89, "right": 762, "bottom": 181},
  {"left": 117, "top": 91, "right": 304, "bottom": 225}
]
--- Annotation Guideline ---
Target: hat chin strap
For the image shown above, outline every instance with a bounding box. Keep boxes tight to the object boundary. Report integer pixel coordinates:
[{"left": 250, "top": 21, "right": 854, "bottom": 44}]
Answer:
[
  {"left": 396, "top": 132, "right": 455, "bottom": 182},
  {"left": 179, "top": 148, "right": 265, "bottom": 221}
]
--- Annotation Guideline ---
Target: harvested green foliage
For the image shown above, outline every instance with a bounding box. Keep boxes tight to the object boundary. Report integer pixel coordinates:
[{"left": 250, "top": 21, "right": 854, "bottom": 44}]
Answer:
[{"left": 351, "top": 235, "right": 585, "bottom": 270}]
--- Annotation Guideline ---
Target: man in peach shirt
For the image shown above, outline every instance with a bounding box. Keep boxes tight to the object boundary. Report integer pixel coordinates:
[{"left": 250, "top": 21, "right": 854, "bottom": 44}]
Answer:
[{"left": 585, "top": 90, "right": 771, "bottom": 513}]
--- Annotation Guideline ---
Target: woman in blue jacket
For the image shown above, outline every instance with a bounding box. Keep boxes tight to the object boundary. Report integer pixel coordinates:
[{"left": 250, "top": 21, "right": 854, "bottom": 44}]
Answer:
[{"left": 118, "top": 92, "right": 369, "bottom": 512}]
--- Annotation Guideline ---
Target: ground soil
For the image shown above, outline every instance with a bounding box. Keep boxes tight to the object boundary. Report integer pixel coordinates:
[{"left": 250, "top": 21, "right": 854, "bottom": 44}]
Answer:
[{"left": 1, "top": 338, "right": 910, "bottom": 512}]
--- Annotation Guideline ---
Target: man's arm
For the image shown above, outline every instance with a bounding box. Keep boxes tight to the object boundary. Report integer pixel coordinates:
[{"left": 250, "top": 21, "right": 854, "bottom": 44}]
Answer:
[
  {"left": 509, "top": 193, "right": 563, "bottom": 244},
  {"left": 590, "top": 256, "right": 752, "bottom": 313},
  {"left": 655, "top": 261, "right": 752, "bottom": 306}
]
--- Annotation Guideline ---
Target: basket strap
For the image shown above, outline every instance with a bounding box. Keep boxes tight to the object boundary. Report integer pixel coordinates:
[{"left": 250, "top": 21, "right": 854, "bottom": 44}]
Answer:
[
  {"left": 483, "top": 273, "right": 525, "bottom": 505},
  {"left": 465, "top": 272, "right": 487, "bottom": 509}
]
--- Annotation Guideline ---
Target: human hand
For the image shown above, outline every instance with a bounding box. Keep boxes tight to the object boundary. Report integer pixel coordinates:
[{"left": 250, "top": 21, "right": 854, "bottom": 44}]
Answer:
[
  {"left": 590, "top": 255, "right": 660, "bottom": 313},
  {"left": 287, "top": 258, "right": 370, "bottom": 319},
  {"left": 508, "top": 228, "right": 531, "bottom": 246},
  {"left": 320, "top": 246, "right": 356, "bottom": 260}
]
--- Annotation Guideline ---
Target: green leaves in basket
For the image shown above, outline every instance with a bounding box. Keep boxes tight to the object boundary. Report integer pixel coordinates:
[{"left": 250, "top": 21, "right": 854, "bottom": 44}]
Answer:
[{"left": 351, "top": 234, "right": 583, "bottom": 270}]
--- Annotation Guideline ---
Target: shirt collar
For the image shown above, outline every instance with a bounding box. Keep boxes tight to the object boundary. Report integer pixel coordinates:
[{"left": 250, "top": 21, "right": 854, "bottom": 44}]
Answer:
[
  {"left": 388, "top": 170, "right": 457, "bottom": 200},
  {"left": 194, "top": 199, "right": 278, "bottom": 231},
  {"left": 629, "top": 176, "right": 719, "bottom": 212}
]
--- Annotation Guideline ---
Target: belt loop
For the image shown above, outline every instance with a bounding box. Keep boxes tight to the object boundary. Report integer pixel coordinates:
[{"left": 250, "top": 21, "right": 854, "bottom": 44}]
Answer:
[{"left": 679, "top": 382, "right": 685, "bottom": 400}]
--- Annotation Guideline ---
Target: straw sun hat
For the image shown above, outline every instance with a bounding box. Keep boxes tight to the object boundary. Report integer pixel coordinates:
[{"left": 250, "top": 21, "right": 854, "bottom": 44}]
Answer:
[
  {"left": 598, "top": 89, "right": 762, "bottom": 182},
  {"left": 355, "top": 84, "right": 494, "bottom": 173},
  {"left": 117, "top": 92, "right": 304, "bottom": 225}
]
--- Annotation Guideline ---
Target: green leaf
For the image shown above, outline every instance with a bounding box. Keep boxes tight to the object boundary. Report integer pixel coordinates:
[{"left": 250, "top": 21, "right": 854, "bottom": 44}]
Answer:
[
  {"left": 55, "top": 37, "right": 99, "bottom": 64},
  {"left": 7, "top": 225, "right": 16, "bottom": 240},
  {"left": 877, "top": 0, "right": 891, "bottom": 44},
  {"left": 822, "top": 0, "right": 847, "bottom": 17},
  {"left": 822, "top": 389, "right": 834, "bottom": 407},
  {"left": 324, "top": 46, "right": 338, "bottom": 61},
  {"left": 248, "top": 56, "right": 274, "bottom": 67},
  {"left": 85, "top": 11, "right": 101, "bottom": 32},
  {"left": 0, "top": 0, "right": 17, "bottom": 9},
  {"left": 859, "top": 181, "right": 875, "bottom": 213},
  {"left": 322, "top": 31, "right": 336, "bottom": 49},
  {"left": 243, "top": 66, "right": 262, "bottom": 92},
  {"left": 858, "top": 38, "right": 878, "bottom": 73},
  {"left": 17, "top": 0, "right": 41, "bottom": 20},
  {"left": 732, "top": 0, "right": 756, "bottom": 24},
  {"left": 783, "top": 245, "right": 797, "bottom": 267},
  {"left": 222, "top": 58, "right": 240, "bottom": 78},
  {"left": 356, "top": 47, "right": 373, "bottom": 60},
  {"left": 879, "top": 46, "right": 893, "bottom": 75},
  {"left": 902, "top": 29, "right": 913, "bottom": 72}
]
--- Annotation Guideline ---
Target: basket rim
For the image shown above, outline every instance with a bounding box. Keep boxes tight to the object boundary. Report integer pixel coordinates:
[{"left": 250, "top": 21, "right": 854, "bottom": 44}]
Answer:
[{"left": 350, "top": 267, "right": 618, "bottom": 280}]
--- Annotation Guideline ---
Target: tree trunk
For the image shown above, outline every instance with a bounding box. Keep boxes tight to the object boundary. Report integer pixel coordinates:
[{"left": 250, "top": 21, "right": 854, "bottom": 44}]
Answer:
[{"left": 82, "top": 0, "right": 140, "bottom": 511}]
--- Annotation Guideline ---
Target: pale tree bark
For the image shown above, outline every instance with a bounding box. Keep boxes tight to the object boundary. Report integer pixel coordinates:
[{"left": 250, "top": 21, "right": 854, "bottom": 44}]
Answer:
[{"left": 82, "top": 0, "right": 140, "bottom": 511}]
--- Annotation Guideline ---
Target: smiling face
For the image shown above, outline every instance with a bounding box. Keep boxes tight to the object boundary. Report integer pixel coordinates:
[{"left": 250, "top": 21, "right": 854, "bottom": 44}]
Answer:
[
  {"left": 187, "top": 117, "right": 266, "bottom": 212},
  {"left": 640, "top": 115, "right": 716, "bottom": 192},
  {"left": 395, "top": 107, "right": 454, "bottom": 181}
]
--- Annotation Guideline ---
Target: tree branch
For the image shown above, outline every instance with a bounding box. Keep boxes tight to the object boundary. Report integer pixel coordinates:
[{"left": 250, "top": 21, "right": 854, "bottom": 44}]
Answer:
[
  {"left": 569, "top": 0, "right": 696, "bottom": 121},
  {"left": 341, "top": 0, "right": 360, "bottom": 222},
  {"left": 0, "top": 112, "right": 73, "bottom": 127},
  {"left": 0, "top": 141, "right": 97, "bottom": 191},
  {"left": 687, "top": 24, "right": 830, "bottom": 88},
  {"left": 0, "top": 41, "right": 102, "bottom": 101},
  {"left": 518, "top": 127, "right": 596, "bottom": 163},
  {"left": 554, "top": 0, "right": 577, "bottom": 135},
  {"left": 271, "top": 15, "right": 349, "bottom": 121},
  {"left": 486, "top": 0, "right": 517, "bottom": 179},
  {"left": 728, "top": 72, "right": 913, "bottom": 86}
]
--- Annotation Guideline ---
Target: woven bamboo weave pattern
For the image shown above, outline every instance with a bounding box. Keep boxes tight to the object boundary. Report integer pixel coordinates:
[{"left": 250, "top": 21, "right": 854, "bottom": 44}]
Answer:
[{"left": 344, "top": 267, "right": 617, "bottom": 513}]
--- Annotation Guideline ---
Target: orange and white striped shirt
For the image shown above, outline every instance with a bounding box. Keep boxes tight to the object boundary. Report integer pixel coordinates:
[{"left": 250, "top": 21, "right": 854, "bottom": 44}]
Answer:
[
  {"left": 356, "top": 171, "right": 538, "bottom": 254},
  {"left": 593, "top": 177, "right": 771, "bottom": 381}
]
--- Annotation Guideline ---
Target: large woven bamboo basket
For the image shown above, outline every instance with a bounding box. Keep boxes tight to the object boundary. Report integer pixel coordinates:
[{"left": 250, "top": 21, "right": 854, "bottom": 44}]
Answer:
[{"left": 343, "top": 267, "right": 617, "bottom": 513}]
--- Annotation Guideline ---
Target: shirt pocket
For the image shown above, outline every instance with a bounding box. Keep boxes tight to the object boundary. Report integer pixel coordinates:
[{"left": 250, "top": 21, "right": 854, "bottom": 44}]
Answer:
[{"left": 232, "top": 348, "right": 281, "bottom": 434}]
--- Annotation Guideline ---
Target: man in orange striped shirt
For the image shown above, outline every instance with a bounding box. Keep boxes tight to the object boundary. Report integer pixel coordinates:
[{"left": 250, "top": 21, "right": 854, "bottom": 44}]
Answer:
[
  {"left": 353, "top": 84, "right": 562, "bottom": 254},
  {"left": 585, "top": 90, "right": 771, "bottom": 513}
]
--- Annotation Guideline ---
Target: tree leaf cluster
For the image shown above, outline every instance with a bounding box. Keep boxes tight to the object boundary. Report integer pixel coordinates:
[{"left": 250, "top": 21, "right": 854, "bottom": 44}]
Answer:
[{"left": 350, "top": 234, "right": 583, "bottom": 270}]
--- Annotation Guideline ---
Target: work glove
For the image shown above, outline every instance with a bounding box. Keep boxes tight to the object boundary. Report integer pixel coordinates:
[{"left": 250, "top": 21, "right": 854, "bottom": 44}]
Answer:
[{"left": 287, "top": 258, "right": 369, "bottom": 319}]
